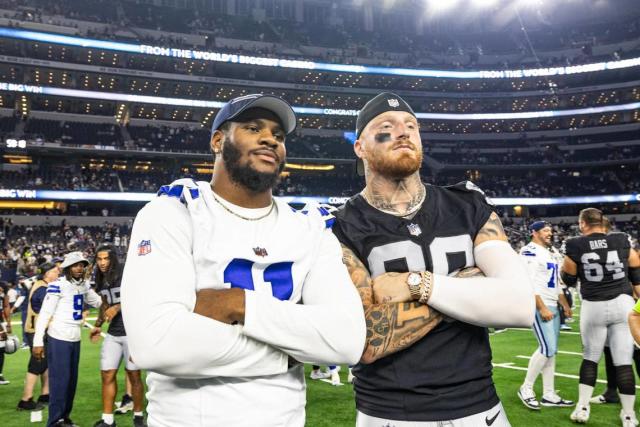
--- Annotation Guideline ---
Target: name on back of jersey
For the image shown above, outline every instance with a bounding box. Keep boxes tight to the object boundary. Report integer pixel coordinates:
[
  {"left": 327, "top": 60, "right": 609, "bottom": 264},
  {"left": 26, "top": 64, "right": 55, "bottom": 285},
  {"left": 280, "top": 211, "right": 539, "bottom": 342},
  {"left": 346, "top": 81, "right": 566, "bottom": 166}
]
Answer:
[{"left": 590, "top": 239, "right": 608, "bottom": 250}]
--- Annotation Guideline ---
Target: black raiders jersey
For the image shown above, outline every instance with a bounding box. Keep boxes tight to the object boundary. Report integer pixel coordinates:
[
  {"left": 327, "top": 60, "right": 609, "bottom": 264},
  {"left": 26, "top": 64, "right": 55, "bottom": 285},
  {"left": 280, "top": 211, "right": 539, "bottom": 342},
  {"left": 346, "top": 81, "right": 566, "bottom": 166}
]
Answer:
[
  {"left": 564, "top": 232, "right": 631, "bottom": 301},
  {"left": 96, "top": 266, "right": 126, "bottom": 336},
  {"left": 332, "top": 181, "right": 498, "bottom": 421}
]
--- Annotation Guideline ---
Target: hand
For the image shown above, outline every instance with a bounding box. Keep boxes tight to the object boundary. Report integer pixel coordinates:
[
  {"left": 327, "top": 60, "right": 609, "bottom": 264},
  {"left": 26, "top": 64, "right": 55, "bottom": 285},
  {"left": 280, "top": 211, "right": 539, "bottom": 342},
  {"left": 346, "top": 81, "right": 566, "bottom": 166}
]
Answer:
[
  {"left": 5, "top": 324, "right": 12, "bottom": 334},
  {"left": 539, "top": 306, "right": 555, "bottom": 322},
  {"left": 90, "top": 327, "right": 102, "bottom": 343},
  {"left": 561, "top": 304, "right": 572, "bottom": 319},
  {"left": 194, "top": 288, "right": 245, "bottom": 324},
  {"left": 372, "top": 272, "right": 412, "bottom": 304},
  {"left": 0, "top": 330, "right": 6, "bottom": 341},
  {"left": 104, "top": 305, "right": 120, "bottom": 322},
  {"left": 32, "top": 346, "right": 45, "bottom": 360}
]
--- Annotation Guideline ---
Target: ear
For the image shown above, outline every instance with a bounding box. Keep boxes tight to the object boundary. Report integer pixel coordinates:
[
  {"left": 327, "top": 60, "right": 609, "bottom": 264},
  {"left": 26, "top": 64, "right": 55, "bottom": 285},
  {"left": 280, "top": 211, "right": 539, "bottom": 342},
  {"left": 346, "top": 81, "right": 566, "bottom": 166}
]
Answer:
[
  {"left": 210, "top": 130, "right": 224, "bottom": 155},
  {"left": 354, "top": 138, "right": 365, "bottom": 160}
]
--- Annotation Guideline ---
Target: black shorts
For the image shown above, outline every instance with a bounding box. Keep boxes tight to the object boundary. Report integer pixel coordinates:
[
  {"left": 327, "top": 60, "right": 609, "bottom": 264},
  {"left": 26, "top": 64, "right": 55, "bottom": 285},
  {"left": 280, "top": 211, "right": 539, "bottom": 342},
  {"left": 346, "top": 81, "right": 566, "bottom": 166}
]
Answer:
[{"left": 25, "top": 333, "right": 47, "bottom": 375}]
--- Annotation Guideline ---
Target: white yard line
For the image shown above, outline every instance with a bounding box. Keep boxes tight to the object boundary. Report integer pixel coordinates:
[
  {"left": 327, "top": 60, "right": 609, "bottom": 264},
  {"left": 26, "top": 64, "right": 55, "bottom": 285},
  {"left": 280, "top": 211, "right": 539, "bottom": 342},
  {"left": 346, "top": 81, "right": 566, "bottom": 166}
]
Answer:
[
  {"left": 492, "top": 363, "right": 640, "bottom": 389},
  {"left": 505, "top": 327, "right": 581, "bottom": 335},
  {"left": 319, "top": 379, "right": 344, "bottom": 386}
]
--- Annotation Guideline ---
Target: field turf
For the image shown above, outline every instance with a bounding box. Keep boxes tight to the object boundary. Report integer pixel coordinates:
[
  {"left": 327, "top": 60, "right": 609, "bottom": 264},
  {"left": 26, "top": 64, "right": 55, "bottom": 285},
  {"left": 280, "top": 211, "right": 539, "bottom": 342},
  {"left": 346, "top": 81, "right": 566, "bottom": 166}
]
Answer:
[{"left": 0, "top": 304, "right": 631, "bottom": 426}]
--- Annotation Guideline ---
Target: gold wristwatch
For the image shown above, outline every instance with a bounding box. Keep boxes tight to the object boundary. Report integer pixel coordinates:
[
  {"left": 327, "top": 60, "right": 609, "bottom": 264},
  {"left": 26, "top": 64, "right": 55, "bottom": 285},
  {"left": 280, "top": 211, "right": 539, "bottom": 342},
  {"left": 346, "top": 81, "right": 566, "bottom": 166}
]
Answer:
[{"left": 407, "top": 272, "right": 423, "bottom": 301}]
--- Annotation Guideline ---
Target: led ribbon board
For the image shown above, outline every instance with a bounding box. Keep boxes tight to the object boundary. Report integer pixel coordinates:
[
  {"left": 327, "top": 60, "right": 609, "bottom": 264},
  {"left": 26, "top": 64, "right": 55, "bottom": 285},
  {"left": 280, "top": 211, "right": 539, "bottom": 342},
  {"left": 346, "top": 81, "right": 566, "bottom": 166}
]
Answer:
[
  {"left": 1, "top": 82, "right": 639, "bottom": 120},
  {"left": 1, "top": 27, "right": 640, "bottom": 79},
  {"left": 0, "top": 189, "right": 638, "bottom": 206}
]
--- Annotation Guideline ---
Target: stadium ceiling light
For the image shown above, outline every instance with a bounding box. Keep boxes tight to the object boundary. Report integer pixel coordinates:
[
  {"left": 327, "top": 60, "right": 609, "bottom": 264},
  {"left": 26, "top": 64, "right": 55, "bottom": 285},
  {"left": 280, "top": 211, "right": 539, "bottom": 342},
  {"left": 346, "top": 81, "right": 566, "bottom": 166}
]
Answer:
[
  {"left": 426, "top": 0, "right": 460, "bottom": 15},
  {"left": 473, "top": 0, "right": 500, "bottom": 7}
]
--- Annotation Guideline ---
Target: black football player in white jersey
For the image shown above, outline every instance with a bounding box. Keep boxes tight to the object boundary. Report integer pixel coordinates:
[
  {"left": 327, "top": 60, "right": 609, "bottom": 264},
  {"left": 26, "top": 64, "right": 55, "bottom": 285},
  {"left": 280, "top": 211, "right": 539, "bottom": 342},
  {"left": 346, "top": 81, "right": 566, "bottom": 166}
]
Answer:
[
  {"left": 333, "top": 92, "right": 535, "bottom": 427},
  {"left": 561, "top": 208, "right": 640, "bottom": 426}
]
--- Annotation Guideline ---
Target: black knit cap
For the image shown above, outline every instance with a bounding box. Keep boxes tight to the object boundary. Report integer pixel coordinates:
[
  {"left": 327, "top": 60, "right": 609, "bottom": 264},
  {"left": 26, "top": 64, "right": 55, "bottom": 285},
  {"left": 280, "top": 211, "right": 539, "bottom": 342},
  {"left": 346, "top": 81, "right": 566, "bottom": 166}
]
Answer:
[
  {"left": 354, "top": 92, "right": 416, "bottom": 176},
  {"left": 355, "top": 92, "right": 416, "bottom": 138}
]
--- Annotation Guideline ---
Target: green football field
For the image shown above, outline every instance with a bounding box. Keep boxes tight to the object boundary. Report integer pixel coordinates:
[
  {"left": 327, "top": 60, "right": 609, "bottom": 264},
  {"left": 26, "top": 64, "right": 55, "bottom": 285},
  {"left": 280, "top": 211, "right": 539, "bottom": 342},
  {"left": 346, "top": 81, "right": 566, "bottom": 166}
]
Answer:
[{"left": 0, "top": 305, "right": 631, "bottom": 426}]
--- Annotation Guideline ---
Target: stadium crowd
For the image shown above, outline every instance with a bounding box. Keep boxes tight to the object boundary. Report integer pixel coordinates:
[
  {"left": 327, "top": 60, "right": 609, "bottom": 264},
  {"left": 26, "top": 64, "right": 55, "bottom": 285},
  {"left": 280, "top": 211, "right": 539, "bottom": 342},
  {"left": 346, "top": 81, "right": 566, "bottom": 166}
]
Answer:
[{"left": 2, "top": 0, "right": 639, "bottom": 69}]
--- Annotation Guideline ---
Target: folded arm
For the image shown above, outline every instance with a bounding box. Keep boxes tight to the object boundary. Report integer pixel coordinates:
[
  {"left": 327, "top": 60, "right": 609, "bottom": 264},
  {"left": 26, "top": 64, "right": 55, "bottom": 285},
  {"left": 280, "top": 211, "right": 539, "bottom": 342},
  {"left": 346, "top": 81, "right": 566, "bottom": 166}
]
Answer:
[
  {"left": 121, "top": 198, "right": 288, "bottom": 379},
  {"left": 341, "top": 244, "right": 441, "bottom": 364},
  {"left": 373, "top": 213, "right": 535, "bottom": 328}
]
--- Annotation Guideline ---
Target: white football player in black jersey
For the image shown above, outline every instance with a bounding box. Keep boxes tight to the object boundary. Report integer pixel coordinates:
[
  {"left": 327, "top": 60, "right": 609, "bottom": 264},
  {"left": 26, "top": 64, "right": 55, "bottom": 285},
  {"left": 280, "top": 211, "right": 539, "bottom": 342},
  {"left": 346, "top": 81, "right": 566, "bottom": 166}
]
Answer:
[
  {"left": 561, "top": 208, "right": 640, "bottom": 426},
  {"left": 91, "top": 244, "right": 145, "bottom": 427},
  {"left": 333, "top": 92, "right": 535, "bottom": 427}
]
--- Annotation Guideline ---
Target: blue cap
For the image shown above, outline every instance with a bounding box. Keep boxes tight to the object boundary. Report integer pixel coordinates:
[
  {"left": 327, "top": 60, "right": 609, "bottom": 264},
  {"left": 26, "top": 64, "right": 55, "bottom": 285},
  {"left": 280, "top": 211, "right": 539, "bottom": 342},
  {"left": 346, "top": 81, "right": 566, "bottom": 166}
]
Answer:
[
  {"left": 529, "top": 221, "right": 551, "bottom": 232},
  {"left": 211, "top": 94, "right": 296, "bottom": 135}
]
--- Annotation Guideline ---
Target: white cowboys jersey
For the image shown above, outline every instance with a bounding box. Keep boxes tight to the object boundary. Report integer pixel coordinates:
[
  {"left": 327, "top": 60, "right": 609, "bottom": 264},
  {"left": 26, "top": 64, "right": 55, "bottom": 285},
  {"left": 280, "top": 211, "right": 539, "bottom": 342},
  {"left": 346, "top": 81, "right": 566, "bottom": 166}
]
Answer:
[
  {"left": 121, "top": 179, "right": 365, "bottom": 427},
  {"left": 520, "top": 242, "right": 562, "bottom": 307},
  {"left": 33, "top": 277, "right": 102, "bottom": 346}
]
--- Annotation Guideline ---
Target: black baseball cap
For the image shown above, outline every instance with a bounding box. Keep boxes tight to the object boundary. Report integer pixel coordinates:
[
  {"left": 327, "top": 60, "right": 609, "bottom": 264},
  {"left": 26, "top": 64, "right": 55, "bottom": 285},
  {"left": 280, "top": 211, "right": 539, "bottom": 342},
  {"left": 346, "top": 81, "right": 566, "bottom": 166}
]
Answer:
[
  {"left": 355, "top": 92, "right": 416, "bottom": 138},
  {"left": 38, "top": 261, "right": 58, "bottom": 279},
  {"left": 211, "top": 94, "right": 297, "bottom": 135}
]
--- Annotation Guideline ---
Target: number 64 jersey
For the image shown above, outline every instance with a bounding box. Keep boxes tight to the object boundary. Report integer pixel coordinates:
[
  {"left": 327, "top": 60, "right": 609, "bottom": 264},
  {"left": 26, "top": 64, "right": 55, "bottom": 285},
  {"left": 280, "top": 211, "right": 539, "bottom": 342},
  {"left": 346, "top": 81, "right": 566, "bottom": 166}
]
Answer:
[{"left": 563, "top": 231, "right": 631, "bottom": 301}]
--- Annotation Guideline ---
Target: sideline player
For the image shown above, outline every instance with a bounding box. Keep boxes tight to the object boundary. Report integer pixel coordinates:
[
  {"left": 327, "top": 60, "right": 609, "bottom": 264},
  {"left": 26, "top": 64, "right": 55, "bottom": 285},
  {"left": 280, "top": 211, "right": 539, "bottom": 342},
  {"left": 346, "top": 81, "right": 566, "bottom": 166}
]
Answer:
[
  {"left": 517, "top": 221, "right": 573, "bottom": 410},
  {"left": 90, "top": 244, "right": 145, "bottom": 427},
  {"left": 121, "top": 94, "right": 366, "bottom": 426},
  {"left": 562, "top": 208, "right": 640, "bottom": 426},
  {"left": 17, "top": 261, "right": 61, "bottom": 410},
  {"left": 0, "top": 281, "right": 12, "bottom": 385},
  {"left": 33, "top": 252, "right": 103, "bottom": 427},
  {"left": 333, "top": 92, "right": 535, "bottom": 427}
]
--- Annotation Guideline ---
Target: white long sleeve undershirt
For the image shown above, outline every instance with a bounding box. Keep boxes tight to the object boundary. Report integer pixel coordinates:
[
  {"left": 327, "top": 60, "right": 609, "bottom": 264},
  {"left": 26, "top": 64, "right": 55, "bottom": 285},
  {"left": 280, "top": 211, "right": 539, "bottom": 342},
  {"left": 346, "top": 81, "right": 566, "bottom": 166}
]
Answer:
[{"left": 428, "top": 240, "right": 536, "bottom": 328}]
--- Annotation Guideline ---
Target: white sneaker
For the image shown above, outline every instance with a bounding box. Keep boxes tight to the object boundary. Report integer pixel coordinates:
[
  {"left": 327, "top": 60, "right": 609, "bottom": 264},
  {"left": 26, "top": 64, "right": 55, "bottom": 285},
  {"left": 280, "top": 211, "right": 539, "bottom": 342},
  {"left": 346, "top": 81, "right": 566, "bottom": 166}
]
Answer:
[
  {"left": 541, "top": 392, "right": 574, "bottom": 407},
  {"left": 310, "top": 369, "right": 330, "bottom": 380},
  {"left": 517, "top": 385, "right": 540, "bottom": 410},
  {"left": 329, "top": 367, "right": 341, "bottom": 386},
  {"left": 621, "top": 410, "right": 639, "bottom": 427},
  {"left": 115, "top": 400, "right": 133, "bottom": 415},
  {"left": 570, "top": 405, "right": 590, "bottom": 424},
  {"left": 347, "top": 368, "right": 354, "bottom": 384}
]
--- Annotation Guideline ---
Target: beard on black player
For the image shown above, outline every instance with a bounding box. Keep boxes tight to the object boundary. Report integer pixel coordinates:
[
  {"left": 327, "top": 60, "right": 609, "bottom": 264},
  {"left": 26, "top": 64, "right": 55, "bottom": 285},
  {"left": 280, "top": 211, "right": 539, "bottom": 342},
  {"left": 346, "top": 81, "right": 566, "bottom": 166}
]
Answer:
[{"left": 222, "top": 138, "right": 285, "bottom": 193}]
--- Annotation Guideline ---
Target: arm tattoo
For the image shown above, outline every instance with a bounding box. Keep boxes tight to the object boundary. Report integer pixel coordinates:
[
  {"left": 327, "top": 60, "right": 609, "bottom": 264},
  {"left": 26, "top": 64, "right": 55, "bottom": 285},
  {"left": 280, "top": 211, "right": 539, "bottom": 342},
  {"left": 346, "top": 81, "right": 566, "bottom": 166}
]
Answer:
[
  {"left": 94, "top": 295, "right": 108, "bottom": 327},
  {"left": 341, "top": 244, "right": 442, "bottom": 363},
  {"left": 475, "top": 212, "right": 508, "bottom": 245},
  {"left": 455, "top": 267, "right": 485, "bottom": 278}
]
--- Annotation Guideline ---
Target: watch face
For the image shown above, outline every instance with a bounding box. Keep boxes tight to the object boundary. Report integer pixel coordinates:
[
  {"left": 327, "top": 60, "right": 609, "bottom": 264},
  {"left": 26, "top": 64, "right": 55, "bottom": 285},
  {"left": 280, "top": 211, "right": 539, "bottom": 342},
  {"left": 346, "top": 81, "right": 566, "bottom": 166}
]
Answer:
[{"left": 408, "top": 273, "right": 421, "bottom": 286}]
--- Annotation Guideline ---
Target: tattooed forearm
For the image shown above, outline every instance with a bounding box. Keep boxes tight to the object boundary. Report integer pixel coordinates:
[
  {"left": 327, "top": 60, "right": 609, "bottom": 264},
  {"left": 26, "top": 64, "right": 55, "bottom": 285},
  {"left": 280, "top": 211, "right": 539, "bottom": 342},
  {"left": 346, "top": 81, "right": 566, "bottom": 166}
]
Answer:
[
  {"left": 362, "top": 301, "right": 441, "bottom": 364},
  {"left": 475, "top": 212, "right": 508, "bottom": 245},
  {"left": 340, "top": 244, "right": 443, "bottom": 363},
  {"left": 341, "top": 244, "right": 373, "bottom": 305}
]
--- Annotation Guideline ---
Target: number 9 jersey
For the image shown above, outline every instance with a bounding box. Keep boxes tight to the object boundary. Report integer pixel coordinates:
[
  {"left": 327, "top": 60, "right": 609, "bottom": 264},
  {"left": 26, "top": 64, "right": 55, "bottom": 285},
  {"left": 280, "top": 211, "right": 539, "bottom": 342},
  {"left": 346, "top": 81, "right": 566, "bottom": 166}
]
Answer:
[{"left": 563, "top": 231, "right": 631, "bottom": 301}]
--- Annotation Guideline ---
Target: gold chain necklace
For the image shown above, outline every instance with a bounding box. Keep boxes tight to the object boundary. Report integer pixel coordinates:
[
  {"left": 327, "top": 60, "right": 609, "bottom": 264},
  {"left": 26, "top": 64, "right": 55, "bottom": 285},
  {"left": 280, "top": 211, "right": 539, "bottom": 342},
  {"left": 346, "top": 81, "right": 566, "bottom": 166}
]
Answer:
[{"left": 211, "top": 192, "right": 275, "bottom": 221}]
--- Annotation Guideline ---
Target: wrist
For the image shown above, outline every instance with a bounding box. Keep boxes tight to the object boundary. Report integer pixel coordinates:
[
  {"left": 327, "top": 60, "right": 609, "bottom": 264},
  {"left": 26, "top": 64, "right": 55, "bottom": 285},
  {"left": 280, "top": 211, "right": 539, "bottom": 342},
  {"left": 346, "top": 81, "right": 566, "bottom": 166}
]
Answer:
[
  {"left": 231, "top": 288, "right": 246, "bottom": 324},
  {"left": 418, "top": 271, "right": 434, "bottom": 304},
  {"left": 406, "top": 272, "right": 423, "bottom": 301}
]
